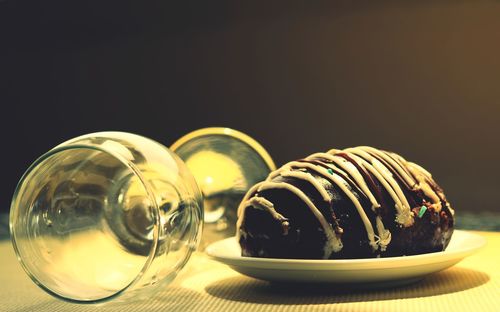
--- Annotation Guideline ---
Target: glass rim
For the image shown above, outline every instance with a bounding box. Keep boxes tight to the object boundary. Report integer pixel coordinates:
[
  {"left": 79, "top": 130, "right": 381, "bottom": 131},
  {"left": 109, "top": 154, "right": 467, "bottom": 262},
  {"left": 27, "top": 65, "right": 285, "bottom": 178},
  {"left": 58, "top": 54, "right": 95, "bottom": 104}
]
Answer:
[
  {"left": 170, "top": 127, "right": 277, "bottom": 171},
  {"left": 9, "top": 142, "right": 162, "bottom": 304}
]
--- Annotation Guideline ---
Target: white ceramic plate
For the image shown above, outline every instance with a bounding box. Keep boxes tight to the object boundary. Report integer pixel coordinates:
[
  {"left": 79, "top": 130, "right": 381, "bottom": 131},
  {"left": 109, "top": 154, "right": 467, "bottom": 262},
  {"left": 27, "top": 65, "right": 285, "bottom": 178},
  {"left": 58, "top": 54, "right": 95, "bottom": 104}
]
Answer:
[{"left": 205, "top": 230, "right": 486, "bottom": 287}]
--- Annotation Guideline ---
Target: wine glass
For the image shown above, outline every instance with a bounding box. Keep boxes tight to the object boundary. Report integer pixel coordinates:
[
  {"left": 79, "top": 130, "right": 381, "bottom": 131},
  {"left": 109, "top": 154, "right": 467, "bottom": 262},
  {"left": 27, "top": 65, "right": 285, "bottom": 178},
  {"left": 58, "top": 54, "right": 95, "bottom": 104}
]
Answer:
[{"left": 10, "top": 132, "right": 203, "bottom": 303}]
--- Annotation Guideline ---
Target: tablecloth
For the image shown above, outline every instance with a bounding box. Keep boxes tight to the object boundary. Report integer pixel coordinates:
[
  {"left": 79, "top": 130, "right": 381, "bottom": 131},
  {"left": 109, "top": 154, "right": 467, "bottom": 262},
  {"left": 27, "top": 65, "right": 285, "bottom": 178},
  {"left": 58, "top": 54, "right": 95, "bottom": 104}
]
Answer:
[{"left": 0, "top": 231, "right": 498, "bottom": 312}]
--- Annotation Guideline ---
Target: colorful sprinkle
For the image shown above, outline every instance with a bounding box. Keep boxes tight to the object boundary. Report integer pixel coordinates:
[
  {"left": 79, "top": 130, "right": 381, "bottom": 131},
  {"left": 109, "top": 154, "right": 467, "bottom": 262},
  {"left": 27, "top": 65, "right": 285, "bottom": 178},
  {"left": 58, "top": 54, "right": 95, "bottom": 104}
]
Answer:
[
  {"left": 418, "top": 205, "right": 427, "bottom": 218},
  {"left": 327, "top": 168, "right": 334, "bottom": 175}
]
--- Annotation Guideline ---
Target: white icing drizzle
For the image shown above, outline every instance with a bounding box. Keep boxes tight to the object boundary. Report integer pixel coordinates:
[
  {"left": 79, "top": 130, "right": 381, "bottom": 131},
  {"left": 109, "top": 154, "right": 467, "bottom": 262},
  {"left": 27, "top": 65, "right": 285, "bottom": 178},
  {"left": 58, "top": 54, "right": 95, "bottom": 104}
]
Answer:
[
  {"left": 345, "top": 148, "right": 414, "bottom": 227},
  {"left": 318, "top": 171, "right": 382, "bottom": 251},
  {"left": 278, "top": 171, "right": 331, "bottom": 202},
  {"left": 446, "top": 202, "right": 455, "bottom": 216},
  {"left": 386, "top": 152, "right": 417, "bottom": 179},
  {"left": 273, "top": 160, "right": 376, "bottom": 230},
  {"left": 257, "top": 182, "right": 343, "bottom": 257},
  {"left": 375, "top": 216, "right": 392, "bottom": 252},
  {"left": 306, "top": 153, "right": 367, "bottom": 197},
  {"left": 346, "top": 151, "right": 410, "bottom": 225},
  {"left": 267, "top": 162, "right": 333, "bottom": 202},
  {"left": 237, "top": 182, "right": 265, "bottom": 219},
  {"left": 405, "top": 162, "right": 443, "bottom": 212},
  {"left": 279, "top": 160, "right": 363, "bottom": 199},
  {"left": 305, "top": 153, "right": 392, "bottom": 250},
  {"left": 236, "top": 146, "right": 452, "bottom": 256},
  {"left": 403, "top": 159, "right": 454, "bottom": 215},
  {"left": 244, "top": 196, "right": 286, "bottom": 222},
  {"left": 405, "top": 160, "right": 432, "bottom": 179},
  {"left": 236, "top": 182, "right": 266, "bottom": 241},
  {"left": 313, "top": 152, "right": 380, "bottom": 210},
  {"left": 271, "top": 154, "right": 382, "bottom": 251},
  {"left": 305, "top": 159, "right": 365, "bottom": 196},
  {"left": 327, "top": 148, "right": 341, "bottom": 154},
  {"left": 305, "top": 152, "right": 402, "bottom": 243},
  {"left": 358, "top": 146, "right": 417, "bottom": 189}
]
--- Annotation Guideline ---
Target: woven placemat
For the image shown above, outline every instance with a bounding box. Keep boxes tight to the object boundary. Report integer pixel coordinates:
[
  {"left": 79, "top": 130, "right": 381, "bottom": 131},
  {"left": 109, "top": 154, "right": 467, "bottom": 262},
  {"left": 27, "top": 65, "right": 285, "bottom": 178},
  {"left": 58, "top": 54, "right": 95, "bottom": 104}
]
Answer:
[{"left": 0, "top": 231, "right": 498, "bottom": 312}]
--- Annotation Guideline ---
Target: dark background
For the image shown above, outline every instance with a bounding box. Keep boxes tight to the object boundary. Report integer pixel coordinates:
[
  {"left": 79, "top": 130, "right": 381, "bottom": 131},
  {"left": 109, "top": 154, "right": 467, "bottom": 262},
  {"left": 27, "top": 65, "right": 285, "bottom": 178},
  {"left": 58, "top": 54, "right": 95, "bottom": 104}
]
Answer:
[{"left": 1, "top": 0, "right": 499, "bottom": 214}]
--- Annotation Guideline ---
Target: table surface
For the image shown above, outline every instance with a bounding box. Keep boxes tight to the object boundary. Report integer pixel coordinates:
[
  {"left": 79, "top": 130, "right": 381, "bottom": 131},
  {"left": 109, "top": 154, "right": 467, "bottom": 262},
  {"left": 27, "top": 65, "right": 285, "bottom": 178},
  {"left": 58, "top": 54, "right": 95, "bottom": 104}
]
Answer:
[{"left": 1, "top": 230, "right": 499, "bottom": 312}]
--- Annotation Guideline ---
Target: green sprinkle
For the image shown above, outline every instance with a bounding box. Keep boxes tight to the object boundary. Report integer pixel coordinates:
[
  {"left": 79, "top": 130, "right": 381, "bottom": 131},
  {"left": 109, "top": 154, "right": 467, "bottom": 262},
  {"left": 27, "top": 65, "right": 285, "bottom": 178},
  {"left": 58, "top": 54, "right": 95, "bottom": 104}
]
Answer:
[
  {"left": 327, "top": 168, "right": 334, "bottom": 175},
  {"left": 418, "top": 205, "right": 427, "bottom": 218}
]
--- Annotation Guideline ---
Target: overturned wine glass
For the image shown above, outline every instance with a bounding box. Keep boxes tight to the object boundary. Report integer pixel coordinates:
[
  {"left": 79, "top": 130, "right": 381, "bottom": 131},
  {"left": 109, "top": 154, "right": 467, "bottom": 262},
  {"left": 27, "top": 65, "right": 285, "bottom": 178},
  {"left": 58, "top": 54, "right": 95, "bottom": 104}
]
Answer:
[
  {"left": 171, "top": 128, "right": 275, "bottom": 247},
  {"left": 9, "top": 129, "right": 274, "bottom": 303}
]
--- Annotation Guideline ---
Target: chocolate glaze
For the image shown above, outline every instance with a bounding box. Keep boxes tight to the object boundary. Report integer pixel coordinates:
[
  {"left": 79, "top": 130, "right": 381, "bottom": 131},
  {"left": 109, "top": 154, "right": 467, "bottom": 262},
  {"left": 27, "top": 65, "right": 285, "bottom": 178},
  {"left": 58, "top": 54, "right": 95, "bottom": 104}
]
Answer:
[{"left": 237, "top": 147, "right": 455, "bottom": 259}]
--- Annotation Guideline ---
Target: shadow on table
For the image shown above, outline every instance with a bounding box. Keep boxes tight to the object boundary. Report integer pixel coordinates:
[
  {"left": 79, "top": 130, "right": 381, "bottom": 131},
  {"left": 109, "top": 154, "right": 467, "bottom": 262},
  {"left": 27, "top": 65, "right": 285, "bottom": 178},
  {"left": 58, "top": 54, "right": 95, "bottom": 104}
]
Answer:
[{"left": 205, "top": 267, "right": 490, "bottom": 305}]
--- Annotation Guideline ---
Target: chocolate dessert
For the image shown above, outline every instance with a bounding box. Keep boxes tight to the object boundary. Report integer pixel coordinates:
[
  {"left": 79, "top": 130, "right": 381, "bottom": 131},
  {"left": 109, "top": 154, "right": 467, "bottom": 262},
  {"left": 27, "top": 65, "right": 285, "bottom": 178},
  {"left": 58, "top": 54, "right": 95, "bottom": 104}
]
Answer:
[{"left": 237, "top": 147, "right": 455, "bottom": 259}]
